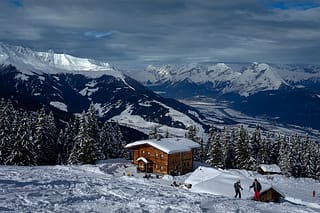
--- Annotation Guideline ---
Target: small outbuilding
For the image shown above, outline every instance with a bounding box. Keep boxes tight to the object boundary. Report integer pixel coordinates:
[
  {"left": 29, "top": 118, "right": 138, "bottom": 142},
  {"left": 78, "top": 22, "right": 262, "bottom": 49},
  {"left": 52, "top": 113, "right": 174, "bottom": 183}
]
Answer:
[
  {"left": 257, "top": 164, "right": 282, "bottom": 175},
  {"left": 125, "top": 138, "right": 200, "bottom": 175},
  {"left": 260, "top": 186, "right": 285, "bottom": 203}
]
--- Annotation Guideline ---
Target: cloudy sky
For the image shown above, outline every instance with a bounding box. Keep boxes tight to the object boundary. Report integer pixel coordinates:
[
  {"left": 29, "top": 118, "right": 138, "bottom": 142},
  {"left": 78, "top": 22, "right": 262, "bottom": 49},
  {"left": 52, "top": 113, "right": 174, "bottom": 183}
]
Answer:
[{"left": 1, "top": 0, "right": 319, "bottom": 68}]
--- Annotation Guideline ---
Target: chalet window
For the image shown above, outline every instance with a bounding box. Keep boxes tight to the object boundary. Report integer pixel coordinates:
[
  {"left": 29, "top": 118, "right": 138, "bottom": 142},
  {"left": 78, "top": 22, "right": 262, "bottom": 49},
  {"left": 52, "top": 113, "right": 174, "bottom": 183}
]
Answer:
[
  {"left": 155, "top": 153, "right": 159, "bottom": 158},
  {"left": 155, "top": 164, "right": 158, "bottom": 169},
  {"left": 141, "top": 150, "right": 145, "bottom": 156},
  {"left": 160, "top": 165, "right": 164, "bottom": 170},
  {"left": 160, "top": 154, "right": 164, "bottom": 159},
  {"left": 147, "top": 151, "right": 150, "bottom": 156}
]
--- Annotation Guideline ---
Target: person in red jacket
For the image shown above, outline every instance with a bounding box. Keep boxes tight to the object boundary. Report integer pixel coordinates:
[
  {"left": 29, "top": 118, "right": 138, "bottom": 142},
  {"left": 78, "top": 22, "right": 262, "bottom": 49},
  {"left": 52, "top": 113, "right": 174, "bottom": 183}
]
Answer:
[{"left": 250, "top": 179, "right": 262, "bottom": 201}]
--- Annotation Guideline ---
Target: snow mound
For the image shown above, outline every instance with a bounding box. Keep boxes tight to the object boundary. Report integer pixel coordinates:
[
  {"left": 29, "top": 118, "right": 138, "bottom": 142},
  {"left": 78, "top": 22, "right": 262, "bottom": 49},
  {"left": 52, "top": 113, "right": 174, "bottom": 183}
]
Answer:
[{"left": 185, "top": 166, "right": 269, "bottom": 199}]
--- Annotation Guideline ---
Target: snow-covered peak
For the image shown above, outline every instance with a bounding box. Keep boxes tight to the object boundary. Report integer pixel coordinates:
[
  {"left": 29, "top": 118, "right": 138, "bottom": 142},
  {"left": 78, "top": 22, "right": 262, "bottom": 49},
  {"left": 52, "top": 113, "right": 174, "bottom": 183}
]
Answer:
[
  {"left": 225, "top": 62, "right": 287, "bottom": 96},
  {"left": 0, "top": 43, "right": 124, "bottom": 79}
]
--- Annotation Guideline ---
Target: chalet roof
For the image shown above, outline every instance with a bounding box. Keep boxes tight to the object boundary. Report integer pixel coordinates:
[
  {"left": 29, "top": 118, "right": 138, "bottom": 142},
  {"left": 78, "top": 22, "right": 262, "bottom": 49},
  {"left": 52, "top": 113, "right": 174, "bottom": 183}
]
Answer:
[
  {"left": 261, "top": 186, "right": 285, "bottom": 198},
  {"left": 125, "top": 138, "right": 200, "bottom": 154},
  {"left": 259, "top": 164, "right": 282, "bottom": 173}
]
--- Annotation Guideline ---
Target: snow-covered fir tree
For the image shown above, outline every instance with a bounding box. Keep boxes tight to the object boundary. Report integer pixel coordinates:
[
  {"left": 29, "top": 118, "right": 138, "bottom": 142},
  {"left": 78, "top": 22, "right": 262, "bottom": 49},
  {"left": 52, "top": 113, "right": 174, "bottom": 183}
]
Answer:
[
  {"left": 250, "top": 124, "right": 262, "bottom": 165},
  {"left": 221, "top": 127, "right": 236, "bottom": 169},
  {"left": 0, "top": 99, "right": 15, "bottom": 164},
  {"left": 302, "top": 135, "right": 317, "bottom": 178},
  {"left": 235, "top": 125, "right": 254, "bottom": 170},
  {"left": 278, "top": 136, "right": 291, "bottom": 176},
  {"left": 56, "top": 129, "right": 66, "bottom": 165},
  {"left": 290, "top": 134, "right": 303, "bottom": 177},
  {"left": 34, "top": 108, "right": 57, "bottom": 165},
  {"left": 206, "top": 126, "right": 223, "bottom": 168},
  {"left": 186, "top": 125, "right": 205, "bottom": 162},
  {"left": 316, "top": 143, "right": 320, "bottom": 180},
  {"left": 6, "top": 112, "right": 36, "bottom": 166},
  {"left": 100, "top": 121, "right": 126, "bottom": 159},
  {"left": 68, "top": 112, "right": 99, "bottom": 165}
]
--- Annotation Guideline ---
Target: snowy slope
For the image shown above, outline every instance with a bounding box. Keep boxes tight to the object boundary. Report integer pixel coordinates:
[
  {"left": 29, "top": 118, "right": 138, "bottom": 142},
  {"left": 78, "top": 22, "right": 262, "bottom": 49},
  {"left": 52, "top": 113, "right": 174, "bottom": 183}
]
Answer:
[
  {"left": 0, "top": 42, "right": 124, "bottom": 79},
  {"left": 0, "top": 160, "right": 319, "bottom": 212}
]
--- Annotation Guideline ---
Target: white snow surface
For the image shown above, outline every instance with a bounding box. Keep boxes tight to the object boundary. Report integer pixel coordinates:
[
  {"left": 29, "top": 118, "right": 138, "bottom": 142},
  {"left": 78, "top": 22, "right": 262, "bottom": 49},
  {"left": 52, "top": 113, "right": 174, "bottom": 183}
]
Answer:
[
  {"left": 0, "top": 160, "right": 319, "bottom": 212},
  {"left": 125, "top": 138, "right": 200, "bottom": 154},
  {"left": 0, "top": 43, "right": 125, "bottom": 80},
  {"left": 50, "top": 101, "right": 68, "bottom": 112},
  {"left": 259, "top": 164, "right": 282, "bottom": 173}
]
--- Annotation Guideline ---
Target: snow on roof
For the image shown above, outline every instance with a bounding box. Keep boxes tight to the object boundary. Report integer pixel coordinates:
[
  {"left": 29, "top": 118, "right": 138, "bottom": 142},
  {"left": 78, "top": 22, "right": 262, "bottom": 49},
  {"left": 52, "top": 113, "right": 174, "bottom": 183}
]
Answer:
[
  {"left": 125, "top": 138, "right": 200, "bottom": 154},
  {"left": 259, "top": 164, "right": 282, "bottom": 173},
  {"left": 136, "top": 157, "right": 149, "bottom": 164},
  {"left": 261, "top": 185, "right": 285, "bottom": 198},
  {"left": 185, "top": 166, "right": 272, "bottom": 199}
]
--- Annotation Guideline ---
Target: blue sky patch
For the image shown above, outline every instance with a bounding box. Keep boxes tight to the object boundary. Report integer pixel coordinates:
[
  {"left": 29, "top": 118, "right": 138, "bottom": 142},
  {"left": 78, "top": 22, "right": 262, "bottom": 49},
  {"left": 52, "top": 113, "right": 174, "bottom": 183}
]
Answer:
[
  {"left": 264, "top": 1, "right": 320, "bottom": 10},
  {"left": 8, "top": 0, "right": 23, "bottom": 7}
]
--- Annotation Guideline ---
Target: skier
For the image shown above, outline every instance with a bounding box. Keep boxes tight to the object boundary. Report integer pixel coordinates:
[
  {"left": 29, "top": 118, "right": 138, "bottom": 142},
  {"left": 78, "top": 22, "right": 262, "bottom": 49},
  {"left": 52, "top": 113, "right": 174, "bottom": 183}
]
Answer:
[
  {"left": 249, "top": 179, "right": 262, "bottom": 201},
  {"left": 234, "top": 180, "right": 243, "bottom": 198}
]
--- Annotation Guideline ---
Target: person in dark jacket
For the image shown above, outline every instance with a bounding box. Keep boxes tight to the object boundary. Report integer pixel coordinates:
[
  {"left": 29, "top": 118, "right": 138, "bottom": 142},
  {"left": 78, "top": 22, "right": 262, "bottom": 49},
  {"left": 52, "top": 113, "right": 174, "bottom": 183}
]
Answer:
[
  {"left": 250, "top": 179, "right": 262, "bottom": 201},
  {"left": 234, "top": 180, "right": 243, "bottom": 198}
]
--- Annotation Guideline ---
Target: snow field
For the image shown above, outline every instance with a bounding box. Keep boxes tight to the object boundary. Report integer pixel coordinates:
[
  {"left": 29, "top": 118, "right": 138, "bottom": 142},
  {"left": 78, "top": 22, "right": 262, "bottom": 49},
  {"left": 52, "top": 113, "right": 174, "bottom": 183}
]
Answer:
[{"left": 0, "top": 160, "right": 319, "bottom": 212}]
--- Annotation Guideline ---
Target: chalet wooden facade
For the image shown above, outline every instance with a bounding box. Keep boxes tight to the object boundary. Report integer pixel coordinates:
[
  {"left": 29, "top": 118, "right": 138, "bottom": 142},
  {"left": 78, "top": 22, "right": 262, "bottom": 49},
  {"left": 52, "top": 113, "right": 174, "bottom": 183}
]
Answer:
[
  {"left": 260, "top": 187, "right": 285, "bottom": 203},
  {"left": 125, "top": 138, "right": 200, "bottom": 175}
]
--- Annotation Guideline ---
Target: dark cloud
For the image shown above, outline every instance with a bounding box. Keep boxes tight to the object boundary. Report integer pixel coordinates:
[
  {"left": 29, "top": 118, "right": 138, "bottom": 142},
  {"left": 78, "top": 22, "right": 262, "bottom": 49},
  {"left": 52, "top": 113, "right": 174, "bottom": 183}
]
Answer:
[{"left": 0, "top": 0, "right": 319, "bottom": 68}]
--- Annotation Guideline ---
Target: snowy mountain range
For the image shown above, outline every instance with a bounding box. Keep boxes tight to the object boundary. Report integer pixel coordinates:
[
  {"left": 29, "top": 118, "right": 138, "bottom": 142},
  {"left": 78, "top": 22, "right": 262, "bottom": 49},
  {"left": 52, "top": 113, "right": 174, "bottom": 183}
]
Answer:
[
  {"left": 0, "top": 43, "right": 207, "bottom": 137},
  {"left": 125, "top": 62, "right": 320, "bottom": 130},
  {"left": 134, "top": 62, "right": 288, "bottom": 97}
]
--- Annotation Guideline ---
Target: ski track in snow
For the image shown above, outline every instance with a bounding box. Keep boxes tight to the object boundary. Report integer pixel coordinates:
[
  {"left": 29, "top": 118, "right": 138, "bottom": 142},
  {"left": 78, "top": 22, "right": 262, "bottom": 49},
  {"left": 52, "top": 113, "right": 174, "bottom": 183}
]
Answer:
[{"left": 0, "top": 161, "right": 319, "bottom": 213}]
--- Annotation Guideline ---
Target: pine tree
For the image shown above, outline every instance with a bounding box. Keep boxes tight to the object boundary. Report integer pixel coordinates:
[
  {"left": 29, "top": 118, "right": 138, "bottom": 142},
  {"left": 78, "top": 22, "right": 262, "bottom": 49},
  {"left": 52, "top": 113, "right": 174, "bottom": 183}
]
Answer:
[
  {"left": 271, "top": 133, "right": 280, "bottom": 164},
  {"left": 235, "top": 125, "right": 253, "bottom": 170},
  {"left": 6, "top": 112, "right": 36, "bottom": 165},
  {"left": 278, "top": 136, "right": 291, "bottom": 176},
  {"left": 186, "top": 125, "right": 205, "bottom": 162},
  {"left": 221, "top": 127, "right": 236, "bottom": 169},
  {"left": 302, "top": 136, "right": 317, "bottom": 178},
  {"left": 206, "top": 128, "right": 223, "bottom": 168},
  {"left": 290, "top": 134, "right": 303, "bottom": 177},
  {"left": 315, "top": 143, "right": 320, "bottom": 180},
  {"left": 56, "top": 129, "right": 66, "bottom": 165},
  {"left": 57, "top": 118, "right": 78, "bottom": 164},
  {"left": 113, "top": 122, "right": 126, "bottom": 158},
  {"left": 68, "top": 112, "right": 99, "bottom": 164},
  {"left": 260, "top": 134, "right": 272, "bottom": 164},
  {"left": 47, "top": 111, "right": 58, "bottom": 164},
  {"left": 250, "top": 124, "right": 262, "bottom": 164},
  {"left": 0, "top": 100, "right": 15, "bottom": 164},
  {"left": 33, "top": 108, "right": 58, "bottom": 165},
  {"left": 100, "top": 121, "right": 126, "bottom": 159}
]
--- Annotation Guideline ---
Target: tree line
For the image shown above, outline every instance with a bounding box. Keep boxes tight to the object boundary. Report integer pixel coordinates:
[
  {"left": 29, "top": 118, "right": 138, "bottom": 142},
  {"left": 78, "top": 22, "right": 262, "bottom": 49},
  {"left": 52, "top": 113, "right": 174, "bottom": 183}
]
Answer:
[
  {"left": 187, "top": 125, "right": 320, "bottom": 180},
  {"left": 0, "top": 99, "right": 127, "bottom": 166}
]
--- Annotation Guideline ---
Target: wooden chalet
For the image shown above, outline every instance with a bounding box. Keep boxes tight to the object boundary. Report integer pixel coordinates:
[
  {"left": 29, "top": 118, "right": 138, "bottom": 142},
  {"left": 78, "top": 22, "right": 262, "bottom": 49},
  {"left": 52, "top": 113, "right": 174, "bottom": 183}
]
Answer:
[
  {"left": 257, "top": 164, "right": 282, "bottom": 175},
  {"left": 125, "top": 138, "right": 200, "bottom": 175},
  {"left": 259, "top": 186, "right": 285, "bottom": 203}
]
